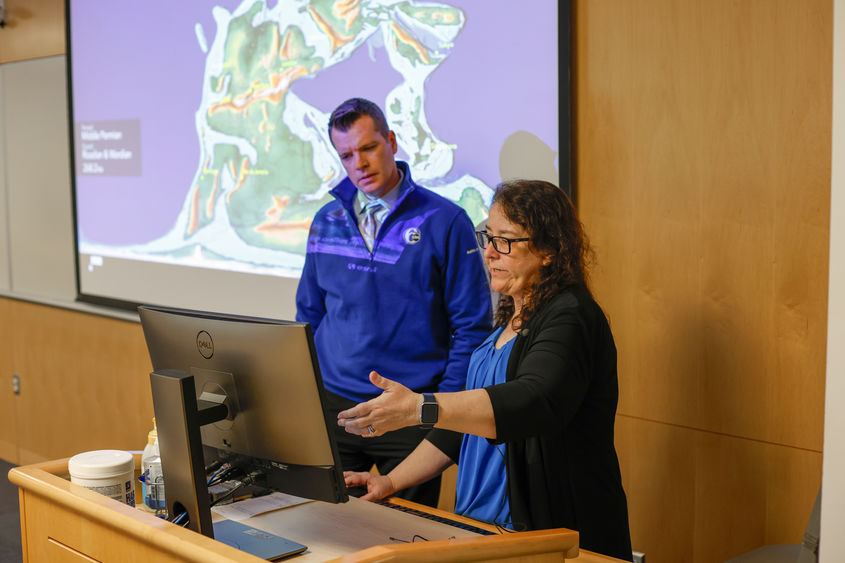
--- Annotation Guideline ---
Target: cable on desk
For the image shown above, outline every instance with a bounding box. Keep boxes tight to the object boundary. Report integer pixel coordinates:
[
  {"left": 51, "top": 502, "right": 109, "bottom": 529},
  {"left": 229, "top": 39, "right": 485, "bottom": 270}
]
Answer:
[
  {"left": 208, "top": 464, "right": 245, "bottom": 487},
  {"left": 388, "top": 534, "right": 452, "bottom": 543},
  {"left": 207, "top": 463, "right": 231, "bottom": 486},
  {"left": 170, "top": 511, "right": 188, "bottom": 526},
  {"left": 210, "top": 471, "right": 264, "bottom": 506}
]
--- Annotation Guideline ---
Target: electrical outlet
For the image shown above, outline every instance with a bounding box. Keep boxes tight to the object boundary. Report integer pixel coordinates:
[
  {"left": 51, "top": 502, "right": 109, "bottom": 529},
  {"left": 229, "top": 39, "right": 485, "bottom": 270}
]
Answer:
[
  {"left": 632, "top": 550, "right": 646, "bottom": 563},
  {"left": 12, "top": 373, "right": 20, "bottom": 395}
]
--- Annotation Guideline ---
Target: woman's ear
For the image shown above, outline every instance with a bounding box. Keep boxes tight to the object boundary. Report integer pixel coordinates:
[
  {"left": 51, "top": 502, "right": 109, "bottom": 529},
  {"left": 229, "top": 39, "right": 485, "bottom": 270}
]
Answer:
[{"left": 542, "top": 254, "right": 552, "bottom": 266}]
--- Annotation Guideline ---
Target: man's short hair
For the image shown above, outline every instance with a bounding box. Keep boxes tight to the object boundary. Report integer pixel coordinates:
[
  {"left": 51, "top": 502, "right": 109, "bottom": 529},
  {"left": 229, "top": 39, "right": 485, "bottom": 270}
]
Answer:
[{"left": 328, "top": 98, "right": 390, "bottom": 142}]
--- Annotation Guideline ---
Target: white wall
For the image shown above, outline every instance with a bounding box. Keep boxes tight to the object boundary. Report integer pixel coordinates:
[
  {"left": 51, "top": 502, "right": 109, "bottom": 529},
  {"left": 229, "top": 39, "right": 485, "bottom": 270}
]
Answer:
[
  {"left": 0, "top": 66, "right": 9, "bottom": 290},
  {"left": 822, "top": 1, "right": 845, "bottom": 560},
  {"left": 0, "top": 56, "right": 75, "bottom": 301},
  {"left": 0, "top": 56, "right": 134, "bottom": 321}
]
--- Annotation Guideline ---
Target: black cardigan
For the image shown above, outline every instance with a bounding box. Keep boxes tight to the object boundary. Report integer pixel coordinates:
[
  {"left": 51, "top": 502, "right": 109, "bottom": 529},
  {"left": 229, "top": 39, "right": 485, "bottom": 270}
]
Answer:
[{"left": 428, "top": 286, "right": 632, "bottom": 561}]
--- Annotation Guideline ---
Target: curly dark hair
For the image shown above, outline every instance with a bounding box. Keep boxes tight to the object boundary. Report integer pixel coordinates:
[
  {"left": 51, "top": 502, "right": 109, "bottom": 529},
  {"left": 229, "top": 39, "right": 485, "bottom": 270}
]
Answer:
[{"left": 492, "top": 180, "right": 594, "bottom": 330}]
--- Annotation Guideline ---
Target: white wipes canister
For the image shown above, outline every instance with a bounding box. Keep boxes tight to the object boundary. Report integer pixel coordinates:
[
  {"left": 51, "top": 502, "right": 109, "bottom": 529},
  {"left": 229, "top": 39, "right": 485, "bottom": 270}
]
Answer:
[{"left": 68, "top": 450, "right": 135, "bottom": 506}]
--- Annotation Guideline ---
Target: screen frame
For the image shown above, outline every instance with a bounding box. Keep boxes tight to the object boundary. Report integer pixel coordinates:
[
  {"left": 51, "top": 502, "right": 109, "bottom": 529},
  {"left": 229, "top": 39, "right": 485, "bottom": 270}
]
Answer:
[
  {"left": 65, "top": 1, "right": 574, "bottom": 312},
  {"left": 139, "top": 303, "right": 349, "bottom": 510}
]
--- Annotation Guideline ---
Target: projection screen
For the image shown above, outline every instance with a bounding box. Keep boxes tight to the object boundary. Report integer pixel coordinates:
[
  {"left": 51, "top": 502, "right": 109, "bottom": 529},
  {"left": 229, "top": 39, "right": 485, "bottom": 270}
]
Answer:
[{"left": 67, "top": 0, "right": 566, "bottom": 318}]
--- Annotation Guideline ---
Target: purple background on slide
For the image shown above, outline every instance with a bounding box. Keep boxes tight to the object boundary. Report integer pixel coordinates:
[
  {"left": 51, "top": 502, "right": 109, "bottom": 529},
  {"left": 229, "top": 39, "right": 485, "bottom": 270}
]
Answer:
[{"left": 70, "top": 0, "right": 558, "bottom": 246}]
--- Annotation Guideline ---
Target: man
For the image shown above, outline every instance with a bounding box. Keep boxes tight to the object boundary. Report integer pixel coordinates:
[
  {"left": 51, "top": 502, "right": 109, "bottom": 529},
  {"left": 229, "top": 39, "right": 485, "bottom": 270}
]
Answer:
[{"left": 296, "top": 98, "right": 492, "bottom": 507}]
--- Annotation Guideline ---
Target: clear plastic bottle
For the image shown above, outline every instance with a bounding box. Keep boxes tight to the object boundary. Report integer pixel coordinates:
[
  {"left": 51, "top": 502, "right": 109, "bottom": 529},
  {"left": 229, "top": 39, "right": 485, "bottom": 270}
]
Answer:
[{"left": 140, "top": 418, "right": 165, "bottom": 511}]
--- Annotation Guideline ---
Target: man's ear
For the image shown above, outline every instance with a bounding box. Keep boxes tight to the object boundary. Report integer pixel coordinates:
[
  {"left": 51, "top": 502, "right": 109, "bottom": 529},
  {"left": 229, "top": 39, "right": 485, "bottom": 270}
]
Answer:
[{"left": 387, "top": 130, "right": 398, "bottom": 155}]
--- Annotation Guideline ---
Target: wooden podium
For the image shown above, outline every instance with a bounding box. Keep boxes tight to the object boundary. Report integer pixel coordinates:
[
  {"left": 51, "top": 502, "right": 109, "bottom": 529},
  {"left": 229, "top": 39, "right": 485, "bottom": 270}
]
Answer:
[{"left": 8, "top": 456, "right": 621, "bottom": 562}]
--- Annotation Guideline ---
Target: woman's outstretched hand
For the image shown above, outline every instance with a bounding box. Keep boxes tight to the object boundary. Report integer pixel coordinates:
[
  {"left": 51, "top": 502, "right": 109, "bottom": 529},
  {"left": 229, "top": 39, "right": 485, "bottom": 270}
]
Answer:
[
  {"left": 337, "top": 371, "right": 420, "bottom": 437},
  {"left": 343, "top": 470, "right": 396, "bottom": 501}
]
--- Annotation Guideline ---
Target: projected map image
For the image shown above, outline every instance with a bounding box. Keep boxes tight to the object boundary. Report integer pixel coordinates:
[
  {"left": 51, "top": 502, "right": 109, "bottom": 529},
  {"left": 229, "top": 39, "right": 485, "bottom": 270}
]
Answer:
[
  {"left": 88, "top": 0, "right": 492, "bottom": 277},
  {"left": 73, "top": 0, "right": 559, "bottom": 291}
]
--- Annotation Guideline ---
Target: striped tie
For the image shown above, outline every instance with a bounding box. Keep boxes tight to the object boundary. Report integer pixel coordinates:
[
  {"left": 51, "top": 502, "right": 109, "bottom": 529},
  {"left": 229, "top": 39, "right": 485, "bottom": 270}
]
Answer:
[{"left": 361, "top": 200, "right": 384, "bottom": 251}]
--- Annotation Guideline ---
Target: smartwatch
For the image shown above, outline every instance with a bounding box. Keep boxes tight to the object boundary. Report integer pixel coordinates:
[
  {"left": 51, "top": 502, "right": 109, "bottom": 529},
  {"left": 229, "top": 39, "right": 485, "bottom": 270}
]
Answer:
[{"left": 419, "top": 393, "right": 439, "bottom": 429}]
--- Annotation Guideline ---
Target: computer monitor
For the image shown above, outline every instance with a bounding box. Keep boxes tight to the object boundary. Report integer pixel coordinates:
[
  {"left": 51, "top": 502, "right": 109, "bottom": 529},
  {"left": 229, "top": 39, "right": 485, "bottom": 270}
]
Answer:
[{"left": 138, "top": 305, "right": 348, "bottom": 540}]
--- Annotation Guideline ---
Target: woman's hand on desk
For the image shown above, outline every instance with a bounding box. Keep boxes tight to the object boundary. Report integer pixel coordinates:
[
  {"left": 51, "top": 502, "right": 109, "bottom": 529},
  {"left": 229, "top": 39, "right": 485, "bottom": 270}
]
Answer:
[
  {"left": 344, "top": 471, "right": 395, "bottom": 501},
  {"left": 337, "top": 371, "right": 419, "bottom": 437}
]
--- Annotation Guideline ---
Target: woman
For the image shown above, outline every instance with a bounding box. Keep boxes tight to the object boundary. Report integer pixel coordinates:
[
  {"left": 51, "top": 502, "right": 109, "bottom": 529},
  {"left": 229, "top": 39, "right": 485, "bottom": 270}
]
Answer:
[{"left": 338, "top": 180, "right": 632, "bottom": 561}]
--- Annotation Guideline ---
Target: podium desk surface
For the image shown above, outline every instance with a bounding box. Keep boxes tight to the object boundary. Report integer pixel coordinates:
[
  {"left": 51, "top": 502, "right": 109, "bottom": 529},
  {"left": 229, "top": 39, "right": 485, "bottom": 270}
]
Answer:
[{"left": 9, "top": 456, "right": 625, "bottom": 562}]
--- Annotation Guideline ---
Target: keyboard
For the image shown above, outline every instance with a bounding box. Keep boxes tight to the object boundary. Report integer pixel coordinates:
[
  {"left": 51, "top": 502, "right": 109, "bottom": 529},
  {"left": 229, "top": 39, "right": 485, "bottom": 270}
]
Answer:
[{"left": 374, "top": 500, "right": 496, "bottom": 536}]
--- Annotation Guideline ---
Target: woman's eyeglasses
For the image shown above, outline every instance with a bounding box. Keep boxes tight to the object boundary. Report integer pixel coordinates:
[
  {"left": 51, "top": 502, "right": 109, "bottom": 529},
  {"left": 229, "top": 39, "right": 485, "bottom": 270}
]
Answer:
[{"left": 475, "top": 231, "right": 530, "bottom": 254}]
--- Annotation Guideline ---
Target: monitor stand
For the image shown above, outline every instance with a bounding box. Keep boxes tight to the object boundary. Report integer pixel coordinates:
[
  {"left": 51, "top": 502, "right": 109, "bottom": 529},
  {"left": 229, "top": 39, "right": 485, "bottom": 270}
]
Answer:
[{"left": 150, "top": 369, "right": 307, "bottom": 560}]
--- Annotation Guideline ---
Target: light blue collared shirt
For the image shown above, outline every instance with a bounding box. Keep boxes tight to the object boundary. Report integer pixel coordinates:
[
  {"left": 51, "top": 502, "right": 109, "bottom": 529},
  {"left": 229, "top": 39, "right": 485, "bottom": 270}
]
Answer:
[{"left": 354, "top": 168, "right": 405, "bottom": 248}]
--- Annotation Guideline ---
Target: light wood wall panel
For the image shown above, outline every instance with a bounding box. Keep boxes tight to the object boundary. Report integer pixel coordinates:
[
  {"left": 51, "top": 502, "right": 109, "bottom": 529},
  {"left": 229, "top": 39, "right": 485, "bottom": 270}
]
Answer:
[
  {"left": 0, "top": 0, "right": 65, "bottom": 64},
  {"left": 0, "top": 295, "right": 467, "bottom": 513},
  {"left": 616, "top": 416, "right": 822, "bottom": 562},
  {"left": 0, "top": 299, "right": 17, "bottom": 461},
  {"left": 576, "top": 0, "right": 830, "bottom": 561},
  {"left": 4, "top": 298, "right": 154, "bottom": 465},
  {"left": 577, "top": 0, "right": 829, "bottom": 450},
  {"left": 614, "top": 416, "right": 695, "bottom": 563}
]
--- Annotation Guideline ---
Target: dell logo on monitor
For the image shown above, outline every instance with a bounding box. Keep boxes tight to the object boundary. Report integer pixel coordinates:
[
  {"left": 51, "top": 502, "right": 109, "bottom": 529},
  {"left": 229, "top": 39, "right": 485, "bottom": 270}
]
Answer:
[{"left": 196, "top": 331, "right": 214, "bottom": 359}]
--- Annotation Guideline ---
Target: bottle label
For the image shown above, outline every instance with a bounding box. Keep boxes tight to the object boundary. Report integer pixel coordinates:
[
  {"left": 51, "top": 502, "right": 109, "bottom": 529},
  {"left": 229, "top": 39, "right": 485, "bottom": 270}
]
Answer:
[{"left": 148, "top": 460, "right": 166, "bottom": 509}]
